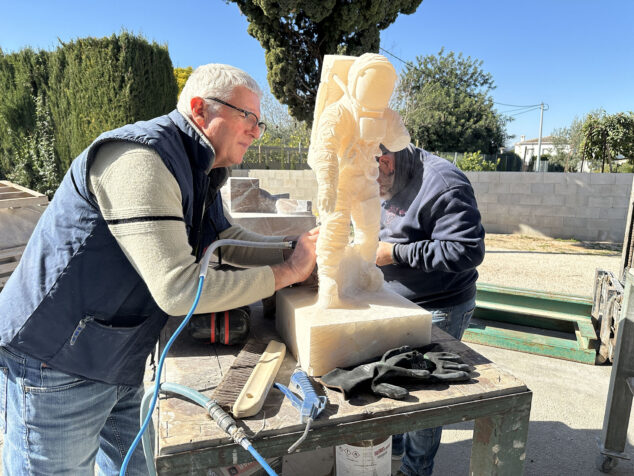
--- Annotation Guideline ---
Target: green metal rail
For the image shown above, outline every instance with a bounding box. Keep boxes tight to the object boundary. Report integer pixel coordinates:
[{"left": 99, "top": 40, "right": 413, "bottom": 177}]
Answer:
[{"left": 464, "top": 283, "right": 599, "bottom": 364}]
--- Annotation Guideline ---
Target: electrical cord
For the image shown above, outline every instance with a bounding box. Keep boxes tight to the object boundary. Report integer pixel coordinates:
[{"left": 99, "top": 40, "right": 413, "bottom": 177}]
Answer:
[{"left": 119, "top": 239, "right": 293, "bottom": 476}]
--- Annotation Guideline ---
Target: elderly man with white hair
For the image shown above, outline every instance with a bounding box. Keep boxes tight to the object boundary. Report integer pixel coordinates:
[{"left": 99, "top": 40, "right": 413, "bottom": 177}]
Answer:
[{"left": 0, "top": 64, "right": 317, "bottom": 475}]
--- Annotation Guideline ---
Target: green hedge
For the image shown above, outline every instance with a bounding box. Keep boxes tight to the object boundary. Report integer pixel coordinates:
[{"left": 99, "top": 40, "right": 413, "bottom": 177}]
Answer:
[
  {"left": 48, "top": 33, "right": 177, "bottom": 170},
  {"left": 0, "top": 48, "right": 50, "bottom": 179},
  {"left": 0, "top": 32, "right": 178, "bottom": 192}
]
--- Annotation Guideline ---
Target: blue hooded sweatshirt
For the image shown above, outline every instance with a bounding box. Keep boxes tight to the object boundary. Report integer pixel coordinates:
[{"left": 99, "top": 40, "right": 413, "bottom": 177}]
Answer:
[{"left": 379, "top": 145, "right": 485, "bottom": 308}]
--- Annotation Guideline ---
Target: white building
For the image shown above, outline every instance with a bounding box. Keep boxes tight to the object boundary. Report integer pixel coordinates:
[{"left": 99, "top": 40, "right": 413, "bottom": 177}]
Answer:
[{"left": 514, "top": 135, "right": 570, "bottom": 171}]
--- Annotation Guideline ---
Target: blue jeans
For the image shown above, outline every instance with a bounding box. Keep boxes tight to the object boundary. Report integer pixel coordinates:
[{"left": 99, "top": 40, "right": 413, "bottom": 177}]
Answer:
[
  {"left": 392, "top": 297, "right": 476, "bottom": 476},
  {"left": 0, "top": 345, "right": 148, "bottom": 475}
]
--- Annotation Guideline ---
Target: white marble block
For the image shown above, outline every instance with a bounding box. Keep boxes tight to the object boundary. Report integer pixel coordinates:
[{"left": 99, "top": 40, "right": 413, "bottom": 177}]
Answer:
[{"left": 276, "top": 286, "right": 432, "bottom": 376}]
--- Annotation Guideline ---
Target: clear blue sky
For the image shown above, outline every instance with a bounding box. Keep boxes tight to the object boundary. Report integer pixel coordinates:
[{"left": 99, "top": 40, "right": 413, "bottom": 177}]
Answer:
[{"left": 2, "top": 0, "right": 633, "bottom": 147}]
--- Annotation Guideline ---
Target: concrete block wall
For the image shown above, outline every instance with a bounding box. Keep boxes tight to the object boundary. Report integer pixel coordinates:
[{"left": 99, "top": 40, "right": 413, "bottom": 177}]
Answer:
[
  {"left": 232, "top": 169, "right": 318, "bottom": 202},
  {"left": 232, "top": 169, "right": 634, "bottom": 243},
  {"left": 466, "top": 172, "right": 633, "bottom": 242}
]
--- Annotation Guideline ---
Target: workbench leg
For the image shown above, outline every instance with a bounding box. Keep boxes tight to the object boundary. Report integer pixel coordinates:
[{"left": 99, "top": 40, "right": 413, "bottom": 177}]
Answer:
[{"left": 469, "top": 393, "right": 532, "bottom": 476}]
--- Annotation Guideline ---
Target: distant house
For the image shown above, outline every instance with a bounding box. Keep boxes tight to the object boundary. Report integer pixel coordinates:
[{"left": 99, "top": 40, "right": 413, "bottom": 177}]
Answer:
[{"left": 514, "top": 135, "right": 569, "bottom": 170}]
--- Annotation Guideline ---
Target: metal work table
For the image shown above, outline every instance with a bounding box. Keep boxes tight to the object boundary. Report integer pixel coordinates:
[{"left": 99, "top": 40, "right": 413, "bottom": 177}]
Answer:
[{"left": 155, "top": 304, "right": 532, "bottom": 475}]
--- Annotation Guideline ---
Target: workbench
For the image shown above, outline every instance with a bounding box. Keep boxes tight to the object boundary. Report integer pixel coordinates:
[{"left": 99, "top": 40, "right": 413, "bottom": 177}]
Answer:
[{"left": 154, "top": 303, "right": 532, "bottom": 475}]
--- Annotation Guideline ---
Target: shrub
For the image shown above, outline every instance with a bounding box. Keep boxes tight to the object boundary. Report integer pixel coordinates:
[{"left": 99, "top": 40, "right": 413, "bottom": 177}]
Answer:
[
  {"left": 7, "top": 95, "right": 61, "bottom": 197},
  {"left": 0, "top": 48, "right": 50, "bottom": 178},
  {"left": 615, "top": 162, "right": 634, "bottom": 173},
  {"left": 457, "top": 151, "right": 498, "bottom": 171}
]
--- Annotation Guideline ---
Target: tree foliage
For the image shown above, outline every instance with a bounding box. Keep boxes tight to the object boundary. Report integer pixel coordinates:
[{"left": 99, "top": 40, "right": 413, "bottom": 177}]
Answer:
[
  {"left": 48, "top": 32, "right": 178, "bottom": 171},
  {"left": 0, "top": 47, "right": 50, "bottom": 178},
  {"left": 7, "top": 95, "right": 61, "bottom": 197},
  {"left": 395, "top": 49, "right": 509, "bottom": 154},
  {"left": 0, "top": 33, "right": 178, "bottom": 191},
  {"left": 257, "top": 91, "right": 311, "bottom": 147},
  {"left": 226, "top": 0, "right": 423, "bottom": 123},
  {"left": 174, "top": 66, "right": 193, "bottom": 97},
  {"left": 456, "top": 151, "right": 498, "bottom": 172},
  {"left": 241, "top": 91, "right": 311, "bottom": 169},
  {"left": 581, "top": 111, "right": 634, "bottom": 172},
  {"left": 550, "top": 116, "right": 584, "bottom": 172}
]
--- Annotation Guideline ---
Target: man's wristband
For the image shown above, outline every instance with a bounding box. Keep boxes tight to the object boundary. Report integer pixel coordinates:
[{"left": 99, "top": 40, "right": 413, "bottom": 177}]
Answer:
[{"left": 391, "top": 243, "right": 402, "bottom": 264}]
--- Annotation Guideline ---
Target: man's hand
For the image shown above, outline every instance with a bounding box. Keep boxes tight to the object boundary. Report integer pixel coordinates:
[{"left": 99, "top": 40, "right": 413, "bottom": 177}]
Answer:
[
  {"left": 271, "top": 227, "right": 319, "bottom": 290},
  {"left": 282, "top": 234, "right": 299, "bottom": 261},
  {"left": 375, "top": 241, "right": 395, "bottom": 266}
]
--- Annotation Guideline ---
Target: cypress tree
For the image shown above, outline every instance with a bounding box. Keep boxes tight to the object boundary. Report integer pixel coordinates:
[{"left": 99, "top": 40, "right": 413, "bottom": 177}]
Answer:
[
  {"left": 48, "top": 32, "right": 178, "bottom": 171},
  {"left": 0, "top": 48, "right": 50, "bottom": 178},
  {"left": 0, "top": 33, "right": 178, "bottom": 184}
]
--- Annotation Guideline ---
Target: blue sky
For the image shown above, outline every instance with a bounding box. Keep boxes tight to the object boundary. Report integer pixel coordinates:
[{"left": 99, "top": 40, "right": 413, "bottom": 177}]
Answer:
[{"left": 2, "top": 0, "right": 633, "bottom": 146}]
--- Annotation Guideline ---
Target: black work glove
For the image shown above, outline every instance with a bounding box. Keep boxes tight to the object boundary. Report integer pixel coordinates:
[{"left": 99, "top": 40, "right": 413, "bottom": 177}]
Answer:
[
  {"left": 422, "top": 351, "right": 472, "bottom": 382},
  {"left": 319, "top": 346, "right": 432, "bottom": 400},
  {"left": 320, "top": 346, "right": 473, "bottom": 400}
]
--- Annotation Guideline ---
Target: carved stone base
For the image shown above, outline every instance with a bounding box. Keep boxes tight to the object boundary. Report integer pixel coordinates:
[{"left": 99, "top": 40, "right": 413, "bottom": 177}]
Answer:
[{"left": 275, "top": 286, "right": 432, "bottom": 376}]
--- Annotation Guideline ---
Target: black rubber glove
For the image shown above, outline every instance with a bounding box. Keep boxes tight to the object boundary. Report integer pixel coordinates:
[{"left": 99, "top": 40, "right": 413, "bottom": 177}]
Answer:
[
  {"left": 423, "top": 351, "right": 472, "bottom": 382},
  {"left": 319, "top": 346, "right": 431, "bottom": 400}
]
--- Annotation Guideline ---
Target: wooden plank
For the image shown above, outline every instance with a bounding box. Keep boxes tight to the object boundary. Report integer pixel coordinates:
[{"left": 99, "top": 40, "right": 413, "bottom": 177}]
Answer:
[
  {"left": 0, "top": 246, "right": 25, "bottom": 261},
  {"left": 0, "top": 180, "right": 46, "bottom": 195},
  {"left": 0, "top": 196, "right": 49, "bottom": 208},
  {"left": 233, "top": 340, "right": 286, "bottom": 418},
  {"left": 0, "top": 262, "right": 18, "bottom": 275},
  {"left": 0, "top": 245, "right": 24, "bottom": 290},
  {"left": 0, "top": 191, "right": 33, "bottom": 199},
  {"left": 0, "top": 180, "right": 48, "bottom": 208}
]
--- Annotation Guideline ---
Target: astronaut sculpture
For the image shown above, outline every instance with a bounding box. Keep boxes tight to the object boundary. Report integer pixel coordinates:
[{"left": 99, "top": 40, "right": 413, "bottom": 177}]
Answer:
[{"left": 307, "top": 53, "right": 410, "bottom": 308}]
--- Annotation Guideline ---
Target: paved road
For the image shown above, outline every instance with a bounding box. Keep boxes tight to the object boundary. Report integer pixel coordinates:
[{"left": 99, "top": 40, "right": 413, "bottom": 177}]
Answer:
[{"left": 479, "top": 247, "right": 621, "bottom": 297}]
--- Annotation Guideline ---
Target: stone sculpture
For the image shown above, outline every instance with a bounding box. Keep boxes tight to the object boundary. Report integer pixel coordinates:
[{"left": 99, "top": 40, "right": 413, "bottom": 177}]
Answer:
[
  {"left": 276, "top": 54, "right": 430, "bottom": 375},
  {"left": 307, "top": 53, "right": 410, "bottom": 308}
]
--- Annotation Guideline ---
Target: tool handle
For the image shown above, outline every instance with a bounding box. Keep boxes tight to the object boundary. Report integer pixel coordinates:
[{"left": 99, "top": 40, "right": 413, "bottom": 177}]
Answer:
[
  {"left": 289, "top": 370, "right": 316, "bottom": 400},
  {"left": 274, "top": 383, "right": 303, "bottom": 410},
  {"left": 290, "top": 370, "right": 327, "bottom": 421}
]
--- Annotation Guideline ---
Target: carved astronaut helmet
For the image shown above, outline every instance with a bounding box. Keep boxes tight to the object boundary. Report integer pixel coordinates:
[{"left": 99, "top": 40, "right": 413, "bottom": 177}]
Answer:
[{"left": 347, "top": 53, "right": 397, "bottom": 111}]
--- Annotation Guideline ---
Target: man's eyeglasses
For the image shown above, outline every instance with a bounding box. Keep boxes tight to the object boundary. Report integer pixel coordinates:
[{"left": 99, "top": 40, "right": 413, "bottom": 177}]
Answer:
[{"left": 205, "top": 97, "right": 267, "bottom": 137}]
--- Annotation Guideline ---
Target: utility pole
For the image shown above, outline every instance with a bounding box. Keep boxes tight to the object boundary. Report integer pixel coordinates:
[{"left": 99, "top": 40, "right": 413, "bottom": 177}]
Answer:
[{"left": 535, "top": 102, "right": 545, "bottom": 171}]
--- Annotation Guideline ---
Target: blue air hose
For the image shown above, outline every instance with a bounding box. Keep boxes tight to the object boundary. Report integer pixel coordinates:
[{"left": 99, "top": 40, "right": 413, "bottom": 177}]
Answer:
[
  {"left": 140, "top": 383, "right": 278, "bottom": 476},
  {"left": 119, "top": 239, "right": 292, "bottom": 476}
]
